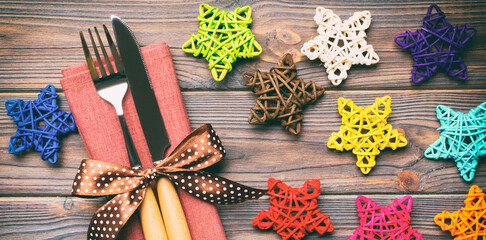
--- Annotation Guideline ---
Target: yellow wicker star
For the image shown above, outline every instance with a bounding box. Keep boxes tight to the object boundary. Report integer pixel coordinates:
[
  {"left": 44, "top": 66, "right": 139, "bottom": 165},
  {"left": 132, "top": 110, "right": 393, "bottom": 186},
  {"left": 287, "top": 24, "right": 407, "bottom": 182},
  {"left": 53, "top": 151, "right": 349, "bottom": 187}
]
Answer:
[
  {"left": 435, "top": 185, "right": 486, "bottom": 239},
  {"left": 327, "top": 96, "right": 408, "bottom": 174}
]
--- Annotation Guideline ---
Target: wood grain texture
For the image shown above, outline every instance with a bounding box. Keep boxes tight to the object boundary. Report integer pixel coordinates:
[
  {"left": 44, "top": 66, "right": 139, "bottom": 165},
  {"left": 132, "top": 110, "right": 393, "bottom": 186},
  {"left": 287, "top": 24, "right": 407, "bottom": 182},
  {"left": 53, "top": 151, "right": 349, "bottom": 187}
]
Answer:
[
  {"left": 0, "top": 0, "right": 485, "bottom": 91},
  {"left": 1, "top": 90, "right": 485, "bottom": 197},
  {"left": 0, "top": 195, "right": 474, "bottom": 239},
  {"left": 1, "top": 0, "right": 486, "bottom": 239}
]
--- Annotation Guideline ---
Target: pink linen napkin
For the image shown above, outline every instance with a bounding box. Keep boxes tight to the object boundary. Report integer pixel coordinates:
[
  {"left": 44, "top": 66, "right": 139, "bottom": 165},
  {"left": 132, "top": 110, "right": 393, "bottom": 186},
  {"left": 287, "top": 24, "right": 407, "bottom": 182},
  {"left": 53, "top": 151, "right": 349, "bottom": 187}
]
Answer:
[{"left": 61, "top": 42, "right": 226, "bottom": 240}]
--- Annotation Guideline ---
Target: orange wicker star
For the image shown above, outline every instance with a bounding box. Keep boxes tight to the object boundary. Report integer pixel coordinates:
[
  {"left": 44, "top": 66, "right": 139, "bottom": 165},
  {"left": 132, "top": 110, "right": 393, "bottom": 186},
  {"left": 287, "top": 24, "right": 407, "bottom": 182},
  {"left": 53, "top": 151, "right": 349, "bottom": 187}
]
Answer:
[
  {"left": 327, "top": 96, "right": 408, "bottom": 174},
  {"left": 435, "top": 185, "right": 486, "bottom": 239}
]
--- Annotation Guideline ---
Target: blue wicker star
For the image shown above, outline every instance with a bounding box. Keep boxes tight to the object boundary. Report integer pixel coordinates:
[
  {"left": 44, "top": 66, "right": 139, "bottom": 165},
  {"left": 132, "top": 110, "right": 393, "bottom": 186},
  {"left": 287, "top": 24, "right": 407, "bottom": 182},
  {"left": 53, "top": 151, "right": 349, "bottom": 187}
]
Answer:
[
  {"left": 5, "top": 85, "right": 76, "bottom": 164},
  {"left": 425, "top": 102, "right": 486, "bottom": 181}
]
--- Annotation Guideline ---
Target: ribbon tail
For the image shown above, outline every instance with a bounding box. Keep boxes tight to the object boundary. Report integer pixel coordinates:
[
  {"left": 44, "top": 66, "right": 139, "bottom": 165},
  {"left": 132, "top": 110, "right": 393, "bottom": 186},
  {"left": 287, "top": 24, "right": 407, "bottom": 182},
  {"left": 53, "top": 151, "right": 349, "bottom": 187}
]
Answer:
[
  {"left": 72, "top": 159, "right": 146, "bottom": 197},
  {"left": 165, "top": 171, "right": 267, "bottom": 204},
  {"left": 87, "top": 188, "right": 147, "bottom": 240}
]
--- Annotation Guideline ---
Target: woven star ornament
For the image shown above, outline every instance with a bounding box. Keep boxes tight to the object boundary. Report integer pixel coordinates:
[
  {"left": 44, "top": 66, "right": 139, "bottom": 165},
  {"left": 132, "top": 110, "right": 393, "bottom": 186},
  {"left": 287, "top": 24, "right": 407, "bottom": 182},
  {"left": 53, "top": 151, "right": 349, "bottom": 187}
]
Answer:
[
  {"left": 182, "top": 4, "right": 262, "bottom": 81},
  {"left": 243, "top": 53, "right": 325, "bottom": 135},
  {"left": 425, "top": 102, "right": 486, "bottom": 182},
  {"left": 301, "top": 7, "right": 379, "bottom": 86},
  {"left": 435, "top": 185, "right": 486, "bottom": 239},
  {"left": 395, "top": 4, "right": 476, "bottom": 83},
  {"left": 348, "top": 195, "right": 424, "bottom": 239},
  {"left": 327, "top": 96, "right": 407, "bottom": 174},
  {"left": 5, "top": 85, "right": 76, "bottom": 164},
  {"left": 253, "top": 178, "right": 333, "bottom": 240}
]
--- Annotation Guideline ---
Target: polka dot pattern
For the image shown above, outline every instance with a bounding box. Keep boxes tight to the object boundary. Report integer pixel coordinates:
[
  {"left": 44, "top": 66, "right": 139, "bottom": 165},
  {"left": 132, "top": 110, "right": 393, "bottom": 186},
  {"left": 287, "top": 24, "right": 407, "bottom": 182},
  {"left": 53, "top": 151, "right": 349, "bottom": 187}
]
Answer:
[
  {"left": 72, "top": 124, "right": 268, "bottom": 239},
  {"left": 87, "top": 188, "right": 146, "bottom": 240},
  {"left": 167, "top": 171, "right": 267, "bottom": 205},
  {"left": 72, "top": 160, "right": 147, "bottom": 196},
  {"left": 157, "top": 124, "right": 226, "bottom": 171},
  {"left": 72, "top": 160, "right": 152, "bottom": 240}
]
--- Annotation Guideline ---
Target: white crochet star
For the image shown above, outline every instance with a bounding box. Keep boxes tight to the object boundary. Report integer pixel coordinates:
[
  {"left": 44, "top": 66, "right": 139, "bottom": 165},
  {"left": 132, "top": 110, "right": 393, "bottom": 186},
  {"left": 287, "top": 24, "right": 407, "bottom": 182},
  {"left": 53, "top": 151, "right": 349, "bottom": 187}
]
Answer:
[{"left": 301, "top": 7, "right": 379, "bottom": 86}]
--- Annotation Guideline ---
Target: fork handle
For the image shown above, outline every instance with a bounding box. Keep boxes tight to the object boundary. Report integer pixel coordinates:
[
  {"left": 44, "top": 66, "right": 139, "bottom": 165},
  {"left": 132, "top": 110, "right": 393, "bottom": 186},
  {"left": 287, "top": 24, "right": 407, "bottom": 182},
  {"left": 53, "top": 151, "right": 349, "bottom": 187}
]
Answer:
[{"left": 118, "top": 115, "right": 142, "bottom": 169}]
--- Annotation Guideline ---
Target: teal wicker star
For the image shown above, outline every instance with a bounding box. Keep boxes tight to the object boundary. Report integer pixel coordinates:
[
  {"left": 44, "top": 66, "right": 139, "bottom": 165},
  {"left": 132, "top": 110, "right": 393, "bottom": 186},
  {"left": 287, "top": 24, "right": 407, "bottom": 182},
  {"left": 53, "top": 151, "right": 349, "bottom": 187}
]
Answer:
[
  {"left": 182, "top": 4, "right": 262, "bottom": 81},
  {"left": 425, "top": 102, "right": 486, "bottom": 181}
]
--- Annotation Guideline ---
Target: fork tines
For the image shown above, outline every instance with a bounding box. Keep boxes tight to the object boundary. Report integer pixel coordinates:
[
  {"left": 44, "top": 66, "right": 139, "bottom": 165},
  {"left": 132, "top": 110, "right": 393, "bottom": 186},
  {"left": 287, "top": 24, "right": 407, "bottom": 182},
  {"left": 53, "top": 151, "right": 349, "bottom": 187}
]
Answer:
[{"left": 80, "top": 24, "right": 125, "bottom": 81}]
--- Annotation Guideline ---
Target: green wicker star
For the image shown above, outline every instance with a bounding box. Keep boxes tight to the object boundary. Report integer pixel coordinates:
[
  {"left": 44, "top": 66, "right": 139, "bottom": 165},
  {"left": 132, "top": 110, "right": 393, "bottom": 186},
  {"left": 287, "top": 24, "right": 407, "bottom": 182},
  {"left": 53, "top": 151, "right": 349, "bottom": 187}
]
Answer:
[
  {"left": 425, "top": 102, "right": 486, "bottom": 182},
  {"left": 182, "top": 4, "right": 262, "bottom": 81}
]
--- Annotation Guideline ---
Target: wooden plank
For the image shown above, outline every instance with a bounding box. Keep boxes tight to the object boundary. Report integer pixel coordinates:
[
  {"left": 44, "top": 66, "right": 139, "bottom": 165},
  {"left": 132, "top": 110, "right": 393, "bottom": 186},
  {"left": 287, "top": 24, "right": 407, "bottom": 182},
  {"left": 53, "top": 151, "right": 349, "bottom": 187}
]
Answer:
[
  {"left": 1, "top": 90, "right": 485, "bottom": 196},
  {"left": 0, "top": 1, "right": 486, "bottom": 90},
  {"left": 1, "top": 1, "right": 485, "bottom": 239},
  {"left": 0, "top": 194, "right": 471, "bottom": 239}
]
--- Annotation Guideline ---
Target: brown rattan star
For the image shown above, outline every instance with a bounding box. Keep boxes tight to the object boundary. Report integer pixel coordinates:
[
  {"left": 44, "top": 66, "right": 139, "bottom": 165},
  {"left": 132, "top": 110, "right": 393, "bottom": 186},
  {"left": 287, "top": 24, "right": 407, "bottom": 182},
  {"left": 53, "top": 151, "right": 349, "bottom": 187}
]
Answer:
[{"left": 243, "top": 53, "right": 325, "bottom": 134}]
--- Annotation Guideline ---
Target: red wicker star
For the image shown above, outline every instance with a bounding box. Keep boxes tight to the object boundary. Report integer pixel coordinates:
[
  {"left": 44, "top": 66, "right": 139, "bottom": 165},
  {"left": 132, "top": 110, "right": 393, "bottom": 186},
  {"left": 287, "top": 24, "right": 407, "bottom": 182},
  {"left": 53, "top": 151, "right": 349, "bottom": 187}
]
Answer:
[
  {"left": 348, "top": 195, "right": 424, "bottom": 240},
  {"left": 252, "top": 178, "right": 334, "bottom": 240}
]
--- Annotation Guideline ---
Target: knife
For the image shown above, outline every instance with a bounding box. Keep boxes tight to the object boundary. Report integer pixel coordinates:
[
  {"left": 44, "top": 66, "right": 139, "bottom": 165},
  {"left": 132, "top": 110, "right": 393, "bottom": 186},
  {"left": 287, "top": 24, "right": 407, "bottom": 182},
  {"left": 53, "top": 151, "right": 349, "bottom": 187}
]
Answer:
[
  {"left": 102, "top": 18, "right": 168, "bottom": 240},
  {"left": 112, "top": 16, "right": 192, "bottom": 240}
]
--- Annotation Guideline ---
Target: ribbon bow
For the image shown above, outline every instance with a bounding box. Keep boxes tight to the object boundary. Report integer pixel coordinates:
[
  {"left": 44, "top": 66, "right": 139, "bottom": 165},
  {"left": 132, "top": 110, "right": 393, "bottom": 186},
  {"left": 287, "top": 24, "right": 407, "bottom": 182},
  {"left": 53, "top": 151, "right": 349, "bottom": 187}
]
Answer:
[{"left": 72, "top": 124, "right": 267, "bottom": 240}]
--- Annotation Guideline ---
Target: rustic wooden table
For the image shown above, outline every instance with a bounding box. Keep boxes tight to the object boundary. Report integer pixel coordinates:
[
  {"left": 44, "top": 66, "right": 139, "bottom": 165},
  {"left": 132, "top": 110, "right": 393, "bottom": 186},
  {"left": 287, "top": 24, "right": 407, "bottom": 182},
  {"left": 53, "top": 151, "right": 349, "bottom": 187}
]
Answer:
[{"left": 1, "top": 1, "right": 485, "bottom": 239}]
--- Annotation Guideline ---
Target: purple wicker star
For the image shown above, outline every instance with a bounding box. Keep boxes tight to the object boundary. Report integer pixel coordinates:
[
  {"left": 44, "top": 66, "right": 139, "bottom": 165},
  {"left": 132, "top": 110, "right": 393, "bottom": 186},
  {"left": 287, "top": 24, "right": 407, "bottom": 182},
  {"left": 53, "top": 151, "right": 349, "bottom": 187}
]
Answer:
[
  {"left": 395, "top": 4, "right": 476, "bottom": 83},
  {"left": 5, "top": 85, "right": 76, "bottom": 164}
]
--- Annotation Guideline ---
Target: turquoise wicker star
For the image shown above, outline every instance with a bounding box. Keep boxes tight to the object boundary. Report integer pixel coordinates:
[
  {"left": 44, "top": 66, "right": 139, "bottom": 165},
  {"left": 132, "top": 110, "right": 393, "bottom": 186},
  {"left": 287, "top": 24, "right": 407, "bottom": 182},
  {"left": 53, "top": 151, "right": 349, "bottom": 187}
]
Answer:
[
  {"left": 182, "top": 4, "right": 262, "bottom": 81},
  {"left": 425, "top": 102, "right": 486, "bottom": 181}
]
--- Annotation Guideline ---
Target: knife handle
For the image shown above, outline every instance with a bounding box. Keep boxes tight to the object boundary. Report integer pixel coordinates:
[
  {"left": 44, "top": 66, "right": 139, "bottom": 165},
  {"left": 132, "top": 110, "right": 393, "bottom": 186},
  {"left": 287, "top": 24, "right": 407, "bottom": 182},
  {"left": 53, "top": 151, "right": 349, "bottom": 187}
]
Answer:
[
  {"left": 140, "top": 187, "right": 169, "bottom": 240},
  {"left": 118, "top": 115, "right": 142, "bottom": 169},
  {"left": 157, "top": 177, "right": 192, "bottom": 240}
]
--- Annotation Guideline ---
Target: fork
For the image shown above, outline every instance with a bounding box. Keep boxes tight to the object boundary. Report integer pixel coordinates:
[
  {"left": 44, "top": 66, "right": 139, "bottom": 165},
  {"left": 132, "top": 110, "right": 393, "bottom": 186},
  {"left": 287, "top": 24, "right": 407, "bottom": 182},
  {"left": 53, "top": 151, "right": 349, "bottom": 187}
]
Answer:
[
  {"left": 80, "top": 25, "right": 169, "bottom": 240},
  {"left": 80, "top": 25, "right": 141, "bottom": 169}
]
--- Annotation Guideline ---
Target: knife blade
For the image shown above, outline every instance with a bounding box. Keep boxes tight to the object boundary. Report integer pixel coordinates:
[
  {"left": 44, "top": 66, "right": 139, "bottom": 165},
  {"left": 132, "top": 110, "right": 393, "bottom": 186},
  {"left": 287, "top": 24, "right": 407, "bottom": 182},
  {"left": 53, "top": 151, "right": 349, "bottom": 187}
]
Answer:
[
  {"left": 110, "top": 16, "right": 169, "bottom": 240},
  {"left": 112, "top": 16, "right": 192, "bottom": 240},
  {"left": 112, "top": 16, "right": 170, "bottom": 162}
]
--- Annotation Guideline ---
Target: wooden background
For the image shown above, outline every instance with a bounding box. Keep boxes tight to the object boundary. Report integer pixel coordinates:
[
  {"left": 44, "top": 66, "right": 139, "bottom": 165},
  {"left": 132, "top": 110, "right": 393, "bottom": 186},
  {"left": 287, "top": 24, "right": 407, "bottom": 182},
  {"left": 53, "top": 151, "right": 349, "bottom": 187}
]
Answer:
[{"left": 1, "top": 0, "right": 485, "bottom": 239}]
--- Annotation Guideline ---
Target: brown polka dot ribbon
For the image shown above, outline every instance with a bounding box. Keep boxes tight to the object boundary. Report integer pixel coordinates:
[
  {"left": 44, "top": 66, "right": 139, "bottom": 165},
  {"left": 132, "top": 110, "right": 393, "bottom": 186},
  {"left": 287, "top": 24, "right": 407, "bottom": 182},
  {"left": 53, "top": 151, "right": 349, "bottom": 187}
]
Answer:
[{"left": 72, "top": 124, "right": 267, "bottom": 240}]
